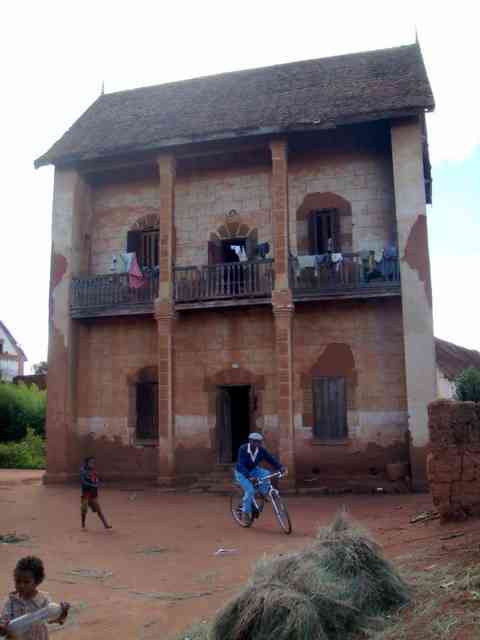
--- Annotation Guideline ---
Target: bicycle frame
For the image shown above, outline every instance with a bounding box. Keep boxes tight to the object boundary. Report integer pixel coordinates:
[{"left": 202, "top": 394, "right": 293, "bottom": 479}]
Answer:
[{"left": 251, "top": 471, "right": 284, "bottom": 510}]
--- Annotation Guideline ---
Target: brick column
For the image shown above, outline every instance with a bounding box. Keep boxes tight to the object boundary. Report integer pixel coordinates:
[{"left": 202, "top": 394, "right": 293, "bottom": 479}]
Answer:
[
  {"left": 272, "top": 290, "right": 296, "bottom": 487},
  {"left": 270, "top": 140, "right": 290, "bottom": 290},
  {"left": 44, "top": 169, "right": 88, "bottom": 483},
  {"left": 158, "top": 155, "right": 176, "bottom": 299},
  {"left": 156, "top": 154, "right": 176, "bottom": 484},
  {"left": 270, "top": 139, "right": 296, "bottom": 487},
  {"left": 155, "top": 301, "right": 176, "bottom": 483},
  {"left": 391, "top": 117, "right": 436, "bottom": 490}
]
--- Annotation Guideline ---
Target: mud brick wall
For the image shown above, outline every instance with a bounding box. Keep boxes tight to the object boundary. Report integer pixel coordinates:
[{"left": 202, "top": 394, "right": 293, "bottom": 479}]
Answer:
[{"left": 427, "top": 400, "right": 480, "bottom": 521}]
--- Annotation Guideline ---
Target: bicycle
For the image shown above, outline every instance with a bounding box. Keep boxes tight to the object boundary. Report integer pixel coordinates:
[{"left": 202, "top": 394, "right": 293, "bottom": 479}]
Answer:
[{"left": 230, "top": 471, "right": 292, "bottom": 534}]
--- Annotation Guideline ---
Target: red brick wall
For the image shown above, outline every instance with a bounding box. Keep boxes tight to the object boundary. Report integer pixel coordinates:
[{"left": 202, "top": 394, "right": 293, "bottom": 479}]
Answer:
[
  {"left": 174, "top": 307, "right": 277, "bottom": 473},
  {"left": 72, "top": 298, "right": 408, "bottom": 483},
  {"left": 75, "top": 317, "right": 158, "bottom": 480},
  {"left": 293, "top": 298, "right": 408, "bottom": 478},
  {"left": 427, "top": 400, "right": 480, "bottom": 521}
]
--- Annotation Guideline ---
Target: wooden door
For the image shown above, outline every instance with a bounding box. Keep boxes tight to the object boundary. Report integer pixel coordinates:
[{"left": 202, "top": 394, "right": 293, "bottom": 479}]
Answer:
[
  {"left": 312, "top": 377, "right": 347, "bottom": 440},
  {"left": 136, "top": 382, "right": 159, "bottom": 440},
  {"left": 217, "top": 388, "right": 232, "bottom": 463}
]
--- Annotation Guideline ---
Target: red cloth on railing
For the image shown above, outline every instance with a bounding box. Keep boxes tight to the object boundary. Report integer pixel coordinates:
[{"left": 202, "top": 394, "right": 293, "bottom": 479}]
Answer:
[{"left": 128, "top": 254, "right": 145, "bottom": 289}]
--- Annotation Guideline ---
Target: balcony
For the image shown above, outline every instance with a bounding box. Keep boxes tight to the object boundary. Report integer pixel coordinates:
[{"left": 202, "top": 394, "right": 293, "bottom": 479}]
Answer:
[
  {"left": 70, "top": 254, "right": 400, "bottom": 318},
  {"left": 71, "top": 272, "right": 159, "bottom": 318},
  {"left": 174, "top": 259, "right": 274, "bottom": 309},
  {"left": 70, "top": 261, "right": 274, "bottom": 318},
  {"left": 290, "top": 253, "right": 401, "bottom": 302}
]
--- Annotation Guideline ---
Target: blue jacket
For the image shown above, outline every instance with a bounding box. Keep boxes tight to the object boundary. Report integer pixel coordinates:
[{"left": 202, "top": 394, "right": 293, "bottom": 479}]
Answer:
[{"left": 235, "top": 443, "right": 283, "bottom": 477}]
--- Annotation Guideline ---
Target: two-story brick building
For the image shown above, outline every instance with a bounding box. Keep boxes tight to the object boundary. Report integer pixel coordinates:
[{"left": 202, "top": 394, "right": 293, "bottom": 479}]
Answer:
[{"left": 35, "top": 43, "right": 436, "bottom": 489}]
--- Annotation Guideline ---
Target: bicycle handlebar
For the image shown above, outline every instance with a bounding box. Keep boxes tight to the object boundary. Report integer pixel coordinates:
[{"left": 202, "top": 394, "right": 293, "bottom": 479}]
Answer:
[{"left": 251, "top": 470, "right": 286, "bottom": 483}]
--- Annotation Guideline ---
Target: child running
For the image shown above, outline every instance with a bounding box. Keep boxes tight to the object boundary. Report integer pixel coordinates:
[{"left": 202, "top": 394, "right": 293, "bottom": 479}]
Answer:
[
  {"left": 0, "top": 556, "right": 69, "bottom": 639},
  {"left": 81, "top": 456, "right": 112, "bottom": 530}
]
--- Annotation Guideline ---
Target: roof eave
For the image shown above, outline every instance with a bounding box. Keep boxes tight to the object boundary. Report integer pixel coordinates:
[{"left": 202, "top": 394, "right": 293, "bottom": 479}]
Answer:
[{"left": 34, "top": 106, "right": 431, "bottom": 170}]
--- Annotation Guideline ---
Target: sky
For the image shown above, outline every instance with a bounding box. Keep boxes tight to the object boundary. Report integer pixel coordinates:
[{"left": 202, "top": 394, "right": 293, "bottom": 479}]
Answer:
[{"left": 1, "top": 0, "right": 478, "bottom": 370}]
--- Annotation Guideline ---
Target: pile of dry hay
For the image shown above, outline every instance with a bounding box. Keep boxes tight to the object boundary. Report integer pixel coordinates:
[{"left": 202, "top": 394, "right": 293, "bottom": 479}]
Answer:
[{"left": 209, "top": 512, "right": 410, "bottom": 640}]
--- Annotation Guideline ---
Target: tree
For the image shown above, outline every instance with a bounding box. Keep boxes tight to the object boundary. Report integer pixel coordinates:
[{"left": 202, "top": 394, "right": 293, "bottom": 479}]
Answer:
[
  {"left": 33, "top": 361, "right": 48, "bottom": 375},
  {"left": 454, "top": 367, "right": 480, "bottom": 402}
]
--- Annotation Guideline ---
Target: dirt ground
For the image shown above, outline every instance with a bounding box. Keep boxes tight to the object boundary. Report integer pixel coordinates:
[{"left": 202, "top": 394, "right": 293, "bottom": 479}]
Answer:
[{"left": 1, "top": 470, "right": 479, "bottom": 640}]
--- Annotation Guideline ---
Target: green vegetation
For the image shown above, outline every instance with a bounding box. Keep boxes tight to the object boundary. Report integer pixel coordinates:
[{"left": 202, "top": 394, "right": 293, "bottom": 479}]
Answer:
[
  {"left": 455, "top": 367, "right": 480, "bottom": 402},
  {"left": 0, "top": 382, "right": 46, "bottom": 442},
  {"left": 0, "top": 428, "right": 46, "bottom": 469}
]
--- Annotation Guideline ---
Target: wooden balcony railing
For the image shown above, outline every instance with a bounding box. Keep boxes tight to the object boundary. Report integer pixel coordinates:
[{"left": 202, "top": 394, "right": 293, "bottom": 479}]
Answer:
[
  {"left": 174, "top": 259, "right": 274, "bottom": 305},
  {"left": 71, "top": 272, "right": 159, "bottom": 318},
  {"left": 290, "top": 253, "right": 400, "bottom": 300}
]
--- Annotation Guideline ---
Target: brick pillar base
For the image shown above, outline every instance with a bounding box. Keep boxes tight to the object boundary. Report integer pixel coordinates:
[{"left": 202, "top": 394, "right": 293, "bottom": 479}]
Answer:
[
  {"left": 273, "top": 289, "right": 296, "bottom": 489},
  {"left": 155, "top": 300, "right": 176, "bottom": 486}
]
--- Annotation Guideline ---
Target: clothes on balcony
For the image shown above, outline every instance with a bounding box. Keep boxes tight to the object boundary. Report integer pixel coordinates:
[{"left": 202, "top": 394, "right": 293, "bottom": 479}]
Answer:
[
  {"left": 294, "top": 255, "right": 316, "bottom": 277},
  {"left": 256, "top": 242, "right": 270, "bottom": 259},
  {"left": 128, "top": 254, "right": 145, "bottom": 289},
  {"left": 383, "top": 244, "right": 398, "bottom": 280},
  {"left": 294, "top": 254, "right": 331, "bottom": 277},
  {"left": 331, "top": 252, "right": 344, "bottom": 271},
  {"left": 119, "top": 252, "right": 134, "bottom": 273},
  {"left": 384, "top": 243, "right": 397, "bottom": 260}
]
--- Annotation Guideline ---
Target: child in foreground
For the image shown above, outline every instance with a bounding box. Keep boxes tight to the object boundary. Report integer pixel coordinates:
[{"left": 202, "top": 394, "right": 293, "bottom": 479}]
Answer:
[
  {"left": 0, "top": 556, "right": 69, "bottom": 639},
  {"left": 81, "top": 456, "right": 112, "bottom": 530}
]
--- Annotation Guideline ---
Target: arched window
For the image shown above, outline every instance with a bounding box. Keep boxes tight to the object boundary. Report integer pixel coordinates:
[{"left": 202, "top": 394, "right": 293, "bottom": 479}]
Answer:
[
  {"left": 127, "top": 215, "right": 160, "bottom": 269},
  {"left": 127, "top": 227, "right": 159, "bottom": 268},
  {"left": 308, "top": 208, "right": 340, "bottom": 254}
]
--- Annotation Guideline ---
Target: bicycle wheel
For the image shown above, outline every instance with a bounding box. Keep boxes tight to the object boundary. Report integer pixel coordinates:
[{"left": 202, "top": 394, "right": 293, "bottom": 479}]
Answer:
[
  {"left": 271, "top": 492, "right": 292, "bottom": 534},
  {"left": 230, "top": 487, "right": 252, "bottom": 528}
]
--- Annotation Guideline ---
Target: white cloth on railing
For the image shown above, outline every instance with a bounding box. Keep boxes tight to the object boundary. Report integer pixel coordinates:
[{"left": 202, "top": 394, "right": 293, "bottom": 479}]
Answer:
[
  {"left": 294, "top": 254, "right": 334, "bottom": 277},
  {"left": 110, "top": 254, "right": 118, "bottom": 272},
  {"left": 294, "top": 255, "right": 316, "bottom": 277},
  {"left": 119, "top": 252, "right": 135, "bottom": 273},
  {"left": 331, "top": 253, "right": 344, "bottom": 272}
]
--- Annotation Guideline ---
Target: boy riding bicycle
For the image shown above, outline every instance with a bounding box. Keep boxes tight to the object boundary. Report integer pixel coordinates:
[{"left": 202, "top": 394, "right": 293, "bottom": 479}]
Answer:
[{"left": 234, "top": 432, "right": 286, "bottom": 525}]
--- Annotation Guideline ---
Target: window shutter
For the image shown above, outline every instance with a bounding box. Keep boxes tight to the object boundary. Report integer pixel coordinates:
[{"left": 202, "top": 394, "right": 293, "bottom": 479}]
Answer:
[
  {"left": 208, "top": 240, "right": 225, "bottom": 265},
  {"left": 245, "top": 229, "right": 258, "bottom": 260},
  {"left": 312, "top": 377, "right": 347, "bottom": 440},
  {"left": 308, "top": 212, "right": 318, "bottom": 255},
  {"left": 333, "top": 211, "right": 341, "bottom": 252},
  {"left": 127, "top": 230, "right": 142, "bottom": 255}
]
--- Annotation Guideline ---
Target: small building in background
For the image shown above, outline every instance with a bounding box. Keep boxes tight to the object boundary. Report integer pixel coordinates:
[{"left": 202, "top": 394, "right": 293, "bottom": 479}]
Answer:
[
  {"left": 435, "top": 338, "right": 480, "bottom": 399},
  {"left": 0, "top": 321, "right": 27, "bottom": 382}
]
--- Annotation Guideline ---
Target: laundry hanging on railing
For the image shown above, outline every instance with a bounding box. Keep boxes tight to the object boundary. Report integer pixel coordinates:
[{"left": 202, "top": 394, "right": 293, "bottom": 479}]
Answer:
[
  {"left": 128, "top": 254, "right": 145, "bottom": 289},
  {"left": 116, "top": 252, "right": 145, "bottom": 288},
  {"left": 256, "top": 242, "right": 270, "bottom": 259},
  {"left": 293, "top": 253, "right": 344, "bottom": 277},
  {"left": 331, "top": 253, "right": 344, "bottom": 272}
]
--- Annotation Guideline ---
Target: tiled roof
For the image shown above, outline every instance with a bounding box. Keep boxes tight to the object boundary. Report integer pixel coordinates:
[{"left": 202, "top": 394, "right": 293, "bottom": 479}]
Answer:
[
  {"left": 436, "top": 338, "right": 480, "bottom": 381},
  {"left": 35, "top": 43, "right": 434, "bottom": 168}
]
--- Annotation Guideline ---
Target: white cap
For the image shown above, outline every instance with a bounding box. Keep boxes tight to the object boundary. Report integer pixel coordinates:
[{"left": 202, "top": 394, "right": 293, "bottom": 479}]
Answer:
[{"left": 248, "top": 432, "right": 264, "bottom": 441}]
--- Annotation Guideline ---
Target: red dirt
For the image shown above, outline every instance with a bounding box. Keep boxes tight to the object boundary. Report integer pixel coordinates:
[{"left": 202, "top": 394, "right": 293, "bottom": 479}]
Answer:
[{"left": 0, "top": 470, "right": 478, "bottom": 639}]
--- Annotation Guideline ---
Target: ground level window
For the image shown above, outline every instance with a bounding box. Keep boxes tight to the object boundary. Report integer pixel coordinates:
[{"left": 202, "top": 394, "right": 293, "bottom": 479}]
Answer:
[
  {"left": 136, "top": 382, "right": 159, "bottom": 440},
  {"left": 312, "top": 377, "right": 347, "bottom": 440}
]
